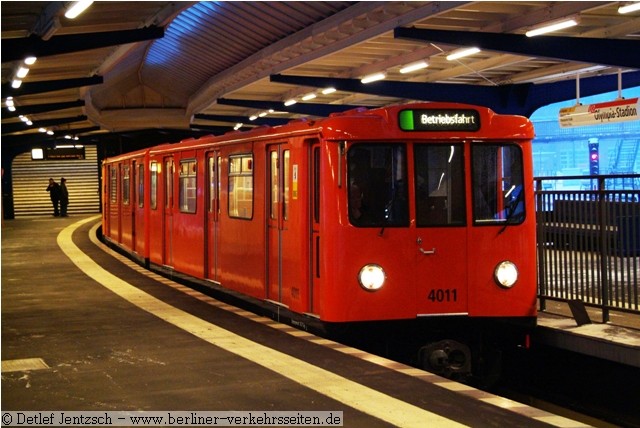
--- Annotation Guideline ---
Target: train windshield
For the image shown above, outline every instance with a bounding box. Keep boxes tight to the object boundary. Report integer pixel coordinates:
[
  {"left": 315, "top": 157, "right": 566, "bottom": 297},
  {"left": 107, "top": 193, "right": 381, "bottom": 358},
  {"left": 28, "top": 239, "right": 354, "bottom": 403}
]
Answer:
[
  {"left": 348, "top": 144, "right": 409, "bottom": 227},
  {"left": 414, "top": 144, "right": 466, "bottom": 226},
  {"left": 472, "top": 144, "right": 525, "bottom": 224}
]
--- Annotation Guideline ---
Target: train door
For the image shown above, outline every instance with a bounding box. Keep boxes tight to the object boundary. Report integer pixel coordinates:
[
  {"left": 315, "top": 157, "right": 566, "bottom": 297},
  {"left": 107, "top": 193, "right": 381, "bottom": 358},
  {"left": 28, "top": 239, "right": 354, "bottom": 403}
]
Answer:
[
  {"left": 266, "top": 143, "right": 291, "bottom": 305},
  {"left": 413, "top": 143, "right": 468, "bottom": 315},
  {"left": 205, "top": 152, "right": 221, "bottom": 281},
  {"left": 310, "top": 142, "right": 321, "bottom": 315},
  {"left": 130, "top": 160, "right": 137, "bottom": 252},
  {"left": 134, "top": 161, "right": 145, "bottom": 255},
  {"left": 118, "top": 163, "right": 124, "bottom": 243},
  {"left": 163, "top": 157, "right": 174, "bottom": 267},
  {"left": 104, "top": 164, "right": 117, "bottom": 239}
]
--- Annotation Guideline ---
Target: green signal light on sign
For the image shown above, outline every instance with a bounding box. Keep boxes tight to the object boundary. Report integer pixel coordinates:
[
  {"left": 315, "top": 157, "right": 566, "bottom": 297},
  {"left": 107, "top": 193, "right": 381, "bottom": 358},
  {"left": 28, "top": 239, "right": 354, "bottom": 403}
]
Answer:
[{"left": 398, "top": 110, "right": 414, "bottom": 131}]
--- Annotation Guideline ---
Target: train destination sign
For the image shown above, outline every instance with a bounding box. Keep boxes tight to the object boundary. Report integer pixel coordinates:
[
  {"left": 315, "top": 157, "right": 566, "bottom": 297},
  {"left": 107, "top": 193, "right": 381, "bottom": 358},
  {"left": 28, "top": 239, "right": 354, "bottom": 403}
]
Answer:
[
  {"left": 559, "top": 97, "right": 639, "bottom": 128},
  {"left": 399, "top": 109, "right": 480, "bottom": 131}
]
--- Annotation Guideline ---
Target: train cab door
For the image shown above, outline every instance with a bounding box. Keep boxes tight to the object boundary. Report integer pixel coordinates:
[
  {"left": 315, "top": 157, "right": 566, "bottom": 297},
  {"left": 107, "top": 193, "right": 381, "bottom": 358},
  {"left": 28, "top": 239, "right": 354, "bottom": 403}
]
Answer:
[
  {"left": 266, "top": 143, "right": 291, "bottom": 305},
  {"left": 205, "top": 152, "right": 221, "bottom": 281},
  {"left": 163, "top": 157, "right": 175, "bottom": 267},
  {"left": 413, "top": 143, "right": 468, "bottom": 315}
]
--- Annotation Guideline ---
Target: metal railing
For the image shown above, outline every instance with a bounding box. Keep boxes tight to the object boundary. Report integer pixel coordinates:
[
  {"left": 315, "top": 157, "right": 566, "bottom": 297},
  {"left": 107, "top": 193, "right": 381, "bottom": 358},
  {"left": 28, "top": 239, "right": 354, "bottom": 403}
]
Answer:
[{"left": 535, "top": 174, "right": 640, "bottom": 322}]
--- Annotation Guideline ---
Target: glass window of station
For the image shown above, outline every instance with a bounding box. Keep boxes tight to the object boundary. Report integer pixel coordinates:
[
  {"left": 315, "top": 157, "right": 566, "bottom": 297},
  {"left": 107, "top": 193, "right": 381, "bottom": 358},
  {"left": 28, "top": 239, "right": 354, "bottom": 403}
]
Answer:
[{"left": 530, "top": 86, "right": 640, "bottom": 189}]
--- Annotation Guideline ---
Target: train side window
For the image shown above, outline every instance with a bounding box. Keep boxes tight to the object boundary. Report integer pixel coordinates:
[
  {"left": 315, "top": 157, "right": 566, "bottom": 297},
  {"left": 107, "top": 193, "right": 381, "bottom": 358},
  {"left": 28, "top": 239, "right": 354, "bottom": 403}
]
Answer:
[
  {"left": 348, "top": 144, "right": 408, "bottom": 227},
  {"left": 122, "top": 165, "right": 130, "bottom": 205},
  {"left": 137, "top": 164, "right": 144, "bottom": 208},
  {"left": 414, "top": 144, "right": 465, "bottom": 226},
  {"left": 270, "top": 151, "right": 278, "bottom": 220},
  {"left": 472, "top": 144, "right": 525, "bottom": 224},
  {"left": 313, "top": 147, "right": 320, "bottom": 224},
  {"left": 109, "top": 166, "right": 117, "bottom": 203},
  {"left": 150, "top": 161, "right": 158, "bottom": 210},
  {"left": 229, "top": 154, "right": 253, "bottom": 219},
  {"left": 179, "top": 159, "right": 197, "bottom": 213},
  {"left": 283, "top": 150, "right": 290, "bottom": 221},
  {"left": 165, "top": 159, "right": 174, "bottom": 208}
]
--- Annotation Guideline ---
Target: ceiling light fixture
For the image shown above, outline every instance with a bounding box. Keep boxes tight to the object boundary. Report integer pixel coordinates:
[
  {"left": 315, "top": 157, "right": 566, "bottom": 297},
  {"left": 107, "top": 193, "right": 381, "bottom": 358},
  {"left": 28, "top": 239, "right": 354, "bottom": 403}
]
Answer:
[
  {"left": 16, "top": 67, "right": 30, "bottom": 79},
  {"left": 399, "top": 60, "right": 429, "bottom": 74},
  {"left": 321, "top": 87, "right": 336, "bottom": 95},
  {"left": 302, "top": 93, "right": 317, "bottom": 101},
  {"left": 361, "top": 72, "right": 386, "bottom": 84},
  {"left": 5, "top": 98, "right": 16, "bottom": 112},
  {"left": 65, "top": 0, "right": 94, "bottom": 19},
  {"left": 525, "top": 18, "right": 578, "bottom": 37},
  {"left": 446, "top": 47, "right": 481, "bottom": 61},
  {"left": 24, "top": 56, "right": 37, "bottom": 65},
  {"left": 284, "top": 99, "right": 297, "bottom": 106},
  {"left": 618, "top": 2, "right": 640, "bottom": 13}
]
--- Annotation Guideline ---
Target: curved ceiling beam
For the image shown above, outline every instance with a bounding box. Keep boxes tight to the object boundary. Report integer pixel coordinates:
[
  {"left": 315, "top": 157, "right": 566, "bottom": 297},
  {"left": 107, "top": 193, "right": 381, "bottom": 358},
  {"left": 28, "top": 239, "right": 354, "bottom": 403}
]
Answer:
[
  {"left": 2, "top": 26, "right": 165, "bottom": 63},
  {"left": 271, "top": 71, "right": 640, "bottom": 117},
  {"left": 194, "top": 113, "right": 291, "bottom": 127},
  {"left": 2, "top": 76, "right": 103, "bottom": 98},
  {"left": 2, "top": 115, "right": 88, "bottom": 135},
  {"left": 216, "top": 98, "right": 363, "bottom": 117},
  {"left": 2, "top": 100, "right": 85, "bottom": 119},
  {"left": 394, "top": 28, "right": 640, "bottom": 69},
  {"left": 188, "top": 1, "right": 469, "bottom": 116}
]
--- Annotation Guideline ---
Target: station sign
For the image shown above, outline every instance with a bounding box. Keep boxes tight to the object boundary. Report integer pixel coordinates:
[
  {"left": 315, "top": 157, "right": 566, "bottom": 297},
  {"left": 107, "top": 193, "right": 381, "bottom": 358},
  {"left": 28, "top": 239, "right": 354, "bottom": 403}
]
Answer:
[
  {"left": 45, "top": 145, "right": 85, "bottom": 160},
  {"left": 399, "top": 109, "right": 480, "bottom": 131},
  {"left": 559, "top": 98, "right": 639, "bottom": 128}
]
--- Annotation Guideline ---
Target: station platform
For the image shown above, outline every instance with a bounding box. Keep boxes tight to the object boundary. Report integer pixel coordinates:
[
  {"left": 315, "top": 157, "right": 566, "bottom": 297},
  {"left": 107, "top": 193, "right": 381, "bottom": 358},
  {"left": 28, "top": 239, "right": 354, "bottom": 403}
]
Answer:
[
  {"left": 536, "top": 311, "right": 640, "bottom": 368},
  {"left": 1, "top": 215, "right": 637, "bottom": 427}
]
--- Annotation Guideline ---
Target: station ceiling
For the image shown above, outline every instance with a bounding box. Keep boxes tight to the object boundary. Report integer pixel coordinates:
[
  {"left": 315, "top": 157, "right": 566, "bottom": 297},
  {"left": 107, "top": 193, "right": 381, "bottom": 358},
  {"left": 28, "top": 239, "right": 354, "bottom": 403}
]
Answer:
[{"left": 2, "top": 1, "right": 640, "bottom": 151}]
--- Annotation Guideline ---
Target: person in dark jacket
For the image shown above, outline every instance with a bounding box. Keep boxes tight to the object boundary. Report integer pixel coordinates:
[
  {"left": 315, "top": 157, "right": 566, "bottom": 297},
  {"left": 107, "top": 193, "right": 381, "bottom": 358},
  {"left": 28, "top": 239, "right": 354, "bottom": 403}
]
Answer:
[
  {"left": 46, "top": 178, "right": 62, "bottom": 216},
  {"left": 60, "top": 177, "right": 69, "bottom": 217}
]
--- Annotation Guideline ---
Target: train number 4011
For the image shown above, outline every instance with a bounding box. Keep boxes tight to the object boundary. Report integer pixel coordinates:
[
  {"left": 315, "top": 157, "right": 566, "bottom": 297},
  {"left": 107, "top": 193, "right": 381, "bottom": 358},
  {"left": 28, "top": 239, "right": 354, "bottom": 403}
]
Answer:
[{"left": 427, "top": 289, "right": 458, "bottom": 302}]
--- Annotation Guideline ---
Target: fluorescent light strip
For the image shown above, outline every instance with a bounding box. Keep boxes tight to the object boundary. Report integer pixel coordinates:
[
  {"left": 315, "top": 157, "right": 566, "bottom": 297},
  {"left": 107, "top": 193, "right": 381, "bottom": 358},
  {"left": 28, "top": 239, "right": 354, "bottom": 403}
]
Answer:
[
  {"left": 618, "top": 2, "right": 640, "bottom": 13},
  {"left": 284, "top": 99, "right": 297, "bottom": 106},
  {"left": 399, "top": 60, "right": 428, "bottom": 74},
  {"left": 361, "top": 72, "right": 386, "bottom": 84},
  {"left": 525, "top": 19, "right": 578, "bottom": 37},
  {"left": 302, "top": 93, "right": 317, "bottom": 101},
  {"left": 16, "top": 67, "right": 30, "bottom": 79},
  {"left": 446, "top": 47, "right": 480, "bottom": 61},
  {"left": 65, "top": 0, "right": 94, "bottom": 19}
]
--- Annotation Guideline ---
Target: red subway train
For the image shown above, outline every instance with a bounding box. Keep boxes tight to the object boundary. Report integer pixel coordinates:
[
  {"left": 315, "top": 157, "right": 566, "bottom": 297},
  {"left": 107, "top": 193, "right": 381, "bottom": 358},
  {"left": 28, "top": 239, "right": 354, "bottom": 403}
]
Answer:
[{"left": 102, "top": 102, "right": 537, "bottom": 380}]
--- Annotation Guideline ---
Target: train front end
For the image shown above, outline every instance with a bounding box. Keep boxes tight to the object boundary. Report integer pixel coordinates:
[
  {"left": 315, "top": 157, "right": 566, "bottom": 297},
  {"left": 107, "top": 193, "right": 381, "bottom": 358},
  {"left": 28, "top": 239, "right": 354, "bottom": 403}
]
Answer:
[{"left": 316, "top": 103, "right": 537, "bottom": 379}]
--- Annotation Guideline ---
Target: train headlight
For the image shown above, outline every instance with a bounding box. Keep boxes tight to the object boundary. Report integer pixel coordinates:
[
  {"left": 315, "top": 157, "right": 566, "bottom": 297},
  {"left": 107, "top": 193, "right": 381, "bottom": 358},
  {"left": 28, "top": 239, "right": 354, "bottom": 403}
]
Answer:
[
  {"left": 494, "top": 261, "right": 518, "bottom": 288},
  {"left": 358, "top": 264, "right": 386, "bottom": 291}
]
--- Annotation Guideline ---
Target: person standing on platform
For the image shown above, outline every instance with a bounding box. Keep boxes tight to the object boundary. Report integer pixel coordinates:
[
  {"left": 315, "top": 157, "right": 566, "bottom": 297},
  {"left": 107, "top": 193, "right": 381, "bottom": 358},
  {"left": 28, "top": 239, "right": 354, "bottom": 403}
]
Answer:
[
  {"left": 46, "top": 178, "right": 61, "bottom": 217},
  {"left": 60, "top": 177, "right": 69, "bottom": 217}
]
